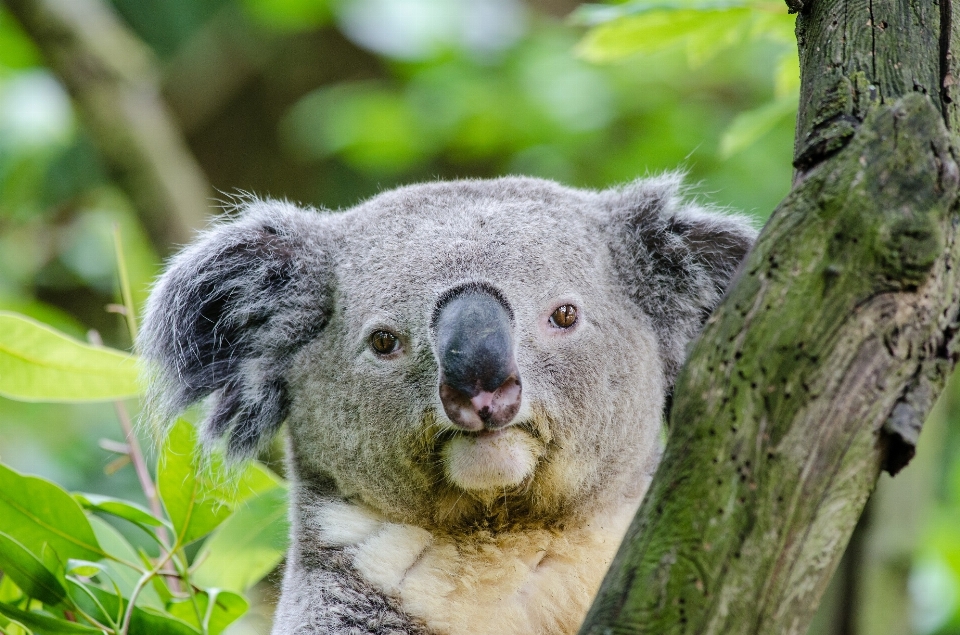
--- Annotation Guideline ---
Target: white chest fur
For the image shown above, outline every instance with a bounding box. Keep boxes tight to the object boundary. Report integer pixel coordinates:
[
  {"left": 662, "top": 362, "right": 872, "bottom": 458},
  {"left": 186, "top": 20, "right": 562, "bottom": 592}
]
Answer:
[{"left": 310, "top": 498, "right": 642, "bottom": 635}]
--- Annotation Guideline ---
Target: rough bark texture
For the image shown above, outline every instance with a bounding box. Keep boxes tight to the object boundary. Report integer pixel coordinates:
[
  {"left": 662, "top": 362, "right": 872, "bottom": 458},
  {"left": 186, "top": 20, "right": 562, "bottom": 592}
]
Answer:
[
  {"left": 3, "top": 0, "right": 212, "bottom": 254},
  {"left": 579, "top": 0, "right": 960, "bottom": 633},
  {"left": 811, "top": 393, "right": 948, "bottom": 635}
]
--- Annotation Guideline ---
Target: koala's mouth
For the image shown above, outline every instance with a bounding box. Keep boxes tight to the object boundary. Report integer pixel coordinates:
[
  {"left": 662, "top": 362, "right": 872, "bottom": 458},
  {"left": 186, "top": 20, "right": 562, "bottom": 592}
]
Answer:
[
  {"left": 461, "top": 427, "right": 507, "bottom": 440},
  {"left": 414, "top": 408, "right": 577, "bottom": 529},
  {"left": 439, "top": 423, "right": 544, "bottom": 492}
]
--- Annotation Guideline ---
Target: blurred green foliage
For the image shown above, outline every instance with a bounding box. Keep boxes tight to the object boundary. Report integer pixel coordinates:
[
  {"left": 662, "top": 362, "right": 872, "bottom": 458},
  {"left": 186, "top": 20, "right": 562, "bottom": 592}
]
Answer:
[
  {"left": 1, "top": 0, "right": 957, "bottom": 633},
  {"left": 0, "top": 314, "right": 286, "bottom": 635}
]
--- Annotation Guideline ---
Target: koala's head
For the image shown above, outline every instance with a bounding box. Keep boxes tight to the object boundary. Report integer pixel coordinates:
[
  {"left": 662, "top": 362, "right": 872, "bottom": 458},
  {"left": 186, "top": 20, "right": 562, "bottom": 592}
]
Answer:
[{"left": 140, "top": 175, "right": 755, "bottom": 530}]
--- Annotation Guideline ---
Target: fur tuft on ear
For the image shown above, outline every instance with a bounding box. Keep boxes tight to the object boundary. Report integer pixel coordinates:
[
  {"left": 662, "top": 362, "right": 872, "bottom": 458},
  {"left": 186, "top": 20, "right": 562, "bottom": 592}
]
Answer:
[
  {"left": 138, "top": 199, "right": 333, "bottom": 458},
  {"left": 603, "top": 174, "right": 758, "bottom": 385}
]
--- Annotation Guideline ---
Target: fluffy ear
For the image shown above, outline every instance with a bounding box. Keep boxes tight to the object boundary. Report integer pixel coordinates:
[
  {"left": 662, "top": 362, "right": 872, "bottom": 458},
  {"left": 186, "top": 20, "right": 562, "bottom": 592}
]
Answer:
[
  {"left": 603, "top": 174, "right": 758, "bottom": 384},
  {"left": 138, "top": 199, "right": 333, "bottom": 458}
]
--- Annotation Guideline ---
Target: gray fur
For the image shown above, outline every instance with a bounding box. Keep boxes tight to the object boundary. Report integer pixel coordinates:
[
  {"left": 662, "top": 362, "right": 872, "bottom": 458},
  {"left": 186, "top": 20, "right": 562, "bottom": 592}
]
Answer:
[
  {"left": 139, "top": 175, "right": 756, "bottom": 635},
  {"left": 139, "top": 200, "right": 333, "bottom": 457}
]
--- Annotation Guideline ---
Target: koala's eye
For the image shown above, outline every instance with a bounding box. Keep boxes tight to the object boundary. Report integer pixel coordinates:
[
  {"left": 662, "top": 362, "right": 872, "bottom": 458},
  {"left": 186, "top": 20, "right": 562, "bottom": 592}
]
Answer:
[
  {"left": 549, "top": 305, "right": 578, "bottom": 329},
  {"left": 370, "top": 330, "right": 401, "bottom": 355}
]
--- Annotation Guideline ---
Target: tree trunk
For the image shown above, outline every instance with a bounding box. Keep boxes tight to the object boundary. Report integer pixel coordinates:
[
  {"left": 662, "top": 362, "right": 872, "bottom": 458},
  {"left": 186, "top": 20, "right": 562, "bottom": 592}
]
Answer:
[
  {"left": 807, "top": 390, "right": 948, "bottom": 635},
  {"left": 579, "top": 0, "right": 960, "bottom": 633}
]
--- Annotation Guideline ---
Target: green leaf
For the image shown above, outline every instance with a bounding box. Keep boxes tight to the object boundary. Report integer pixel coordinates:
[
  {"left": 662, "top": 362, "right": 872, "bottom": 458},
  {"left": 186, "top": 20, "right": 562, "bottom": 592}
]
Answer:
[
  {"left": 65, "top": 560, "right": 104, "bottom": 578},
  {"left": 0, "top": 311, "right": 140, "bottom": 402},
  {"left": 0, "top": 299, "right": 87, "bottom": 341},
  {"left": 194, "top": 486, "right": 289, "bottom": 593},
  {"left": 0, "top": 531, "right": 67, "bottom": 605},
  {"left": 74, "top": 494, "right": 164, "bottom": 528},
  {"left": 570, "top": 0, "right": 750, "bottom": 26},
  {"left": 86, "top": 516, "right": 162, "bottom": 610},
  {"left": 720, "top": 94, "right": 797, "bottom": 158},
  {"left": 167, "top": 589, "right": 248, "bottom": 635},
  {"left": 0, "top": 611, "right": 31, "bottom": 635},
  {"left": 73, "top": 586, "right": 199, "bottom": 635},
  {"left": 0, "top": 602, "right": 101, "bottom": 634},
  {"left": 575, "top": 8, "right": 754, "bottom": 63},
  {"left": 231, "top": 462, "right": 285, "bottom": 506},
  {"left": 0, "top": 463, "right": 104, "bottom": 563},
  {"left": 0, "top": 572, "right": 24, "bottom": 603},
  {"left": 41, "top": 545, "right": 66, "bottom": 586},
  {"left": 157, "top": 421, "right": 233, "bottom": 547}
]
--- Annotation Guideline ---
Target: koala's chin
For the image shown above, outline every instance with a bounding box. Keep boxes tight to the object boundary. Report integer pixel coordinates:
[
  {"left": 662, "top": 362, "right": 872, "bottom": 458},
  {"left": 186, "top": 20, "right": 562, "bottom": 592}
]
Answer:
[{"left": 441, "top": 427, "right": 540, "bottom": 491}]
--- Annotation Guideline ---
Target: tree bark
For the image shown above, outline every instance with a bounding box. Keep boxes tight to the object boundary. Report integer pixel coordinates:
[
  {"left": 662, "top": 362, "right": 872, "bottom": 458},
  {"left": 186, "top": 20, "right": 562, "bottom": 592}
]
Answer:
[
  {"left": 808, "top": 391, "right": 948, "bottom": 635},
  {"left": 579, "top": 0, "right": 960, "bottom": 633},
  {"left": 3, "top": 0, "right": 212, "bottom": 254}
]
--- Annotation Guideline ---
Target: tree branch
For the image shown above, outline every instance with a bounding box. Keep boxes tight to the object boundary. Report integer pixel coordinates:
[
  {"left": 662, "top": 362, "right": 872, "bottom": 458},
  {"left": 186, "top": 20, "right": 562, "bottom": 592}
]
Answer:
[
  {"left": 3, "top": 0, "right": 212, "bottom": 254},
  {"left": 579, "top": 0, "right": 960, "bottom": 632}
]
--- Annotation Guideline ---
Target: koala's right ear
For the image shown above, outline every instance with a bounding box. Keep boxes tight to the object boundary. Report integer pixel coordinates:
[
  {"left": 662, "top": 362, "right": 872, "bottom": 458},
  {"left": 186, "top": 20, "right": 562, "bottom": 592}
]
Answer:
[
  {"left": 138, "top": 199, "right": 333, "bottom": 458},
  {"left": 602, "top": 174, "right": 757, "bottom": 385}
]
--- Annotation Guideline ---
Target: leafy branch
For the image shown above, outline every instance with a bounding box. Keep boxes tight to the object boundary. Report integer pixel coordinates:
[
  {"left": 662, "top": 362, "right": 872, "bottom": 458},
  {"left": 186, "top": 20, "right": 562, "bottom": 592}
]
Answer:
[
  {"left": 573, "top": 0, "right": 800, "bottom": 157},
  {"left": 0, "top": 232, "right": 289, "bottom": 635}
]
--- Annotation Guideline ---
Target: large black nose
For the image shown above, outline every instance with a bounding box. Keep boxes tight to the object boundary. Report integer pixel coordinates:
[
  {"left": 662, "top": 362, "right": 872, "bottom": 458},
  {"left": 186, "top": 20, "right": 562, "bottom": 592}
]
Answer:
[{"left": 434, "top": 289, "right": 522, "bottom": 431}]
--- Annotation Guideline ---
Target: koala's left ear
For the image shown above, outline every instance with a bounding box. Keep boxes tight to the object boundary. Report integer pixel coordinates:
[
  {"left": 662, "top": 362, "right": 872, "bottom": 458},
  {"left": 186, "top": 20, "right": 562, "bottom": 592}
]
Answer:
[
  {"left": 603, "top": 174, "right": 758, "bottom": 384},
  {"left": 138, "top": 199, "right": 333, "bottom": 458}
]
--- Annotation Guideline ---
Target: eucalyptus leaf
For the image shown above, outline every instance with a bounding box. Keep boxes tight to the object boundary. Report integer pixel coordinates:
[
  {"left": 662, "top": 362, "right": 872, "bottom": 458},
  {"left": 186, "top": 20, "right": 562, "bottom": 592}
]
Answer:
[
  {"left": 0, "top": 602, "right": 100, "bottom": 633},
  {"left": 41, "top": 544, "right": 66, "bottom": 586},
  {"left": 0, "top": 311, "right": 140, "bottom": 402},
  {"left": 0, "top": 531, "right": 67, "bottom": 605},
  {"left": 74, "top": 494, "right": 165, "bottom": 528},
  {"left": 571, "top": 0, "right": 750, "bottom": 26},
  {"left": 157, "top": 421, "right": 233, "bottom": 547},
  {"left": 87, "top": 516, "right": 162, "bottom": 610},
  {"left": 194, "top": 486, "right": 289, "bottom": 593},
  {"left": 0, "top": 573, "right": 24, "bottom": 603},
  {"left": 231, "top": 462, "right": 285, "bottom": 506},
  {"left": 72, "top": 586, "right": 200, "bottom": 635},
  {"left": 0, "top": 463, "right": 103, "bottom": 563},
  {"left": 167, "top": 589, "right": 248, "bottom": 635},
  {"left": 65, "top": 560, "right": 105, "bottom": 578},
  {"left": 0, "top": 611, "right": 30, "bottom": 635},
  {"left": 576, "top": 8, "right": 753, "bottom": 62}
]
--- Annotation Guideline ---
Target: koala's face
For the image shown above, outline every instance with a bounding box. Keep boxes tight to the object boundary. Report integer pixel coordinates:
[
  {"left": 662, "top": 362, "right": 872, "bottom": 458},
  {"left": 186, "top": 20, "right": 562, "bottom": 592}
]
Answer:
[
  {"left": 285, "top": 184, "right": 665, "bottom": 528},
  {"left": 139, "top": 176, "right": 755, "bottom": 530}
]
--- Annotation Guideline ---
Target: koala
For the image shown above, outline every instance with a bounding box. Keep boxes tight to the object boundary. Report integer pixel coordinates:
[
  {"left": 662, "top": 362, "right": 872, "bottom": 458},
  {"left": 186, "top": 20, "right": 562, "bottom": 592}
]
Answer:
[{"left": 138, "top": 174, "right": 755, "bottom": 635}]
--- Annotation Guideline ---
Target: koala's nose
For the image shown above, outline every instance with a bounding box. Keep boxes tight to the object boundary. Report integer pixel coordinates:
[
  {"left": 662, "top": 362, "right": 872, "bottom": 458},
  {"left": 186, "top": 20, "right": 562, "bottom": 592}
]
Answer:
[
  {"left": 434, "top": 289, "right": 523, "bottom": 431},
  {"left": 439, "top": 375, "right": 522, "bottom": 432}
]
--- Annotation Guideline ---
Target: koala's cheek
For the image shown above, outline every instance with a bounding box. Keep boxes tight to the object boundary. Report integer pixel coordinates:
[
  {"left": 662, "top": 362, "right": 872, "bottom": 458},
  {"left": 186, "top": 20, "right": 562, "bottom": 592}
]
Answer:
[{"left": 441, "top": 429, "right": 538, "bottom": 491}]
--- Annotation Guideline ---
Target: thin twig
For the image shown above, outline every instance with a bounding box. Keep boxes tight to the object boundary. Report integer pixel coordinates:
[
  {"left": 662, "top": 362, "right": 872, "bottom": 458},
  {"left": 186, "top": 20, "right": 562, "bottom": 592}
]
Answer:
[
  {"left": 70, "top": 605, "right": 115, "bottom": 633},
  {"left": 110, "top": 226, "right": 182, "bottom": 594},
  {"left": 67, "top": 575, "right": 120, "bottom": 632},
  {"left": 114, "top": 400, "right": 165, "bottom": 539},
  {"left": 86, "top": 332, "right": 163, "bottom": 530},
  {"left": 112, "top": 224, "right": 138, "bottom": 343},
  {"left": 119, "top": 546, "right": 177, "bottom": 635},
  {"left": 88, "top": 328, "right": 180, "bottom": 599}
]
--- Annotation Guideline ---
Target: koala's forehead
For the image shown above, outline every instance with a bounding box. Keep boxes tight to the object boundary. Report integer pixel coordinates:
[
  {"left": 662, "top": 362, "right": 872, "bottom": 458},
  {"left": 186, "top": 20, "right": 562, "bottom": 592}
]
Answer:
[{"left": 327, "top": 179, "right": 609, "bottom": 320}]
